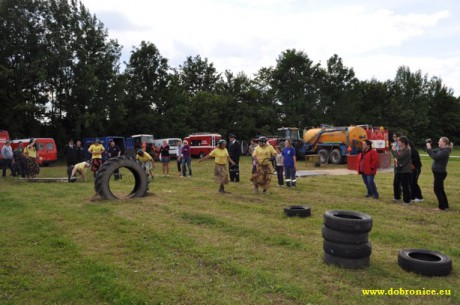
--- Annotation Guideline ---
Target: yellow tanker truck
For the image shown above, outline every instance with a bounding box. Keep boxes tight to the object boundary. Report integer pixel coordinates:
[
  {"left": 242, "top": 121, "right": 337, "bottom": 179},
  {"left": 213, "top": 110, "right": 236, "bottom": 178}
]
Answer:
[{"left": 301, "top": 125, "right": 367, "bottom": 164}]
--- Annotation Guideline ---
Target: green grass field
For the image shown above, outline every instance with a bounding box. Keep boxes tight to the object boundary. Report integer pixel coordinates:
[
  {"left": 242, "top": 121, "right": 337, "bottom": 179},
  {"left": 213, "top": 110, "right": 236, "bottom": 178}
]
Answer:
[{"left": 0, "top": 153, "right": 459, "bottom": 305}]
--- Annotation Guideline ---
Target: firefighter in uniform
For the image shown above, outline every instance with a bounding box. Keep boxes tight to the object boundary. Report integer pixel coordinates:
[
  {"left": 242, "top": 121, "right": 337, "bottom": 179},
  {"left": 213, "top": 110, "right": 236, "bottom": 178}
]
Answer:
[{"left": 228, "top": 134, "right": 241, "bottom": 182}]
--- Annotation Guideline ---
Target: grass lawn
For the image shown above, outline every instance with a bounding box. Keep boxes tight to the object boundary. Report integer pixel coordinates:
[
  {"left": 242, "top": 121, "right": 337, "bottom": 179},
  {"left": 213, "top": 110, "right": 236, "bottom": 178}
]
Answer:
[{"left": 0, "top": 152, "right": 459, "bottom": 305}]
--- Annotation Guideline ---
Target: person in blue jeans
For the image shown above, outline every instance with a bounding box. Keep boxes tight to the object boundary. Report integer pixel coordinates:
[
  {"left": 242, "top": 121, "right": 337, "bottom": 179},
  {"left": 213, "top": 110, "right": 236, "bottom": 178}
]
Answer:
[
  {"left": 282, "top": 140, "right": 297, "bottom": 187},
  {"left": 181, "top": 140, "right": 192, "bottom": 177},
  {"left": 357, "top": 140, "right": 380, "bottom": 199}
]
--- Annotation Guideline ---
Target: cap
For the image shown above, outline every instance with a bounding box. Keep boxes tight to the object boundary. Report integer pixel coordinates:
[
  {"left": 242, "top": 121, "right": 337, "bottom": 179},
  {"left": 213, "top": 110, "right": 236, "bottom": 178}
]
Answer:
[
  {"left": 137, "top": 149, "right": 144, "bottom": 155},
  {"left": 218, "top": 139, "right": 227, "bottom": 145},
  {"left": 229, "top": 133, "right": 236, "bottom": 138},
  {"left": 258, "top": 136, "right": 267, "bottom": 143}
]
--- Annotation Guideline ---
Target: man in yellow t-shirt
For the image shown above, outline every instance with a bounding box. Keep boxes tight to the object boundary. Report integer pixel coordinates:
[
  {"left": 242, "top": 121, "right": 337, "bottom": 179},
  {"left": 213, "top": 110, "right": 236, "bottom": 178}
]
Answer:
[
  {"left": 199, "top": 140, "right": 235, "bottom": 193},
  {"left": 251, "top": 137, "right": 276, "bottom": 194},
  {"left": 88, "top": 139, "right": 105, "bottom": 177},
  {"left": 136, "top": 149, "right": 154, "bottom": 179}
]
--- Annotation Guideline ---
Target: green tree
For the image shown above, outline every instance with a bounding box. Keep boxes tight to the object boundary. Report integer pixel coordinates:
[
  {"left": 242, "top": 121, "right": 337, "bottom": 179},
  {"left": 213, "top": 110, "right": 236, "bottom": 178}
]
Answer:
[
  {"left": 0, "top": 0, "right": 49, "bottom": 137},
  {"left": 319, "top": 54, "right": 360, "bottom": 125},
  {"left": 271, "top": 49, "right": 321, "bottom": 128},
  {"left": 123, "top": 41, "right": 171, "bottom": 135}
]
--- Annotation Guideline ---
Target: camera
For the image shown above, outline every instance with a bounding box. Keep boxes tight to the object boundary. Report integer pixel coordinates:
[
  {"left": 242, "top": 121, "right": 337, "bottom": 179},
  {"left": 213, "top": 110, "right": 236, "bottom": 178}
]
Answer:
[{"left": 426, "top": 139, "right": 432, "bottom": 144}]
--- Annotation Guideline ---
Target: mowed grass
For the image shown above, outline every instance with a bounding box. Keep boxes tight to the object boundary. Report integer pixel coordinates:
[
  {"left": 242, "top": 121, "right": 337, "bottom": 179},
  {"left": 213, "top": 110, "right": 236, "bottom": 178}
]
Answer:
[{"left": 0, "top": 153, "right": 459, "bottom": 305}]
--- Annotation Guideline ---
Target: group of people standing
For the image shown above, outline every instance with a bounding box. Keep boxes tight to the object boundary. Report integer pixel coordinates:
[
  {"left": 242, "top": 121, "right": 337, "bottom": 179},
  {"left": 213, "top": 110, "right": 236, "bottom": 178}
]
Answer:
[
  {"left": 200, "top": 135, "right": 298, "bottom": 194},
  {"left": 1, "top": 139, "right": 41, "bottom": 179},
  {"left": 357, "top": 133, "right": 452, "bottom": 211}
]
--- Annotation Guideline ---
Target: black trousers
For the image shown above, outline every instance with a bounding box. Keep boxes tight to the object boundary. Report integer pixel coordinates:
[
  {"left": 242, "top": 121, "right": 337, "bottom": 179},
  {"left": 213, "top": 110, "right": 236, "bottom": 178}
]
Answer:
[
  {"left": 229, "top": 163, "right": 239, "bottom": 182},
  {"left": 410, "top": 168, "right": 423, "bottom": 200},
  {"left": 433, "top": 171, "right": 448, "bottom": 210},
  {"left": 394, "top": 172, "right": 411, "bottom": 203}
]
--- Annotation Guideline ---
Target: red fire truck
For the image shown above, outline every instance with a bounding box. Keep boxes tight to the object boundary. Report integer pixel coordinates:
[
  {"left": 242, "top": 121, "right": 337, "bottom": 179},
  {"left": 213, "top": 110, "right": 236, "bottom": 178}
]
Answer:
[
  {"left": 359, "top": 125, "right": 389, "bottom": 153},
  {"left": 183, "top": 133, "right": 222, "bottom": 158}
]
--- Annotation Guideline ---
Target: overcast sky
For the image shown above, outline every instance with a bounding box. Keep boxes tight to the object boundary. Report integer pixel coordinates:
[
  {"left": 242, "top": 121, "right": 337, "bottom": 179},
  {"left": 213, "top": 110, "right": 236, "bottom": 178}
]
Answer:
[{"left": 81, "top": 0, "right": 460, "bottom": 95}]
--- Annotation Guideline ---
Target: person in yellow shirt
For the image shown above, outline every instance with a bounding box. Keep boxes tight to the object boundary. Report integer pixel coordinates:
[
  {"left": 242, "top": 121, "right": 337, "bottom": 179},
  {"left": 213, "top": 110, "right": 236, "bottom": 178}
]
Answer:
[
  {"left": 68, "top": 161, "right": 91, "bottom": 182},
  {"left": 199, "top": 139, "right": 235, "bottom": 193},
  {"left": 25, "top": 138, "right": 40, "bottom": 179},
  {"left": 250, "top": 136, "right": 276, "bottom": 194},
  {"left": 136, "top": 149, "right": 154, "bottom": 180},
  {"left": 88, "top": 139, "right": 105, "bottom": 177}
]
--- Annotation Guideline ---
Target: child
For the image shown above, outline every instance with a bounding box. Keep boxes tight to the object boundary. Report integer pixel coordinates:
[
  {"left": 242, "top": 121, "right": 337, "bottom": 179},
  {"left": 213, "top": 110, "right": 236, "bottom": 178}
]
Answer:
[{"left": 275, "top": 146, "right": 284, "bottom": 187}]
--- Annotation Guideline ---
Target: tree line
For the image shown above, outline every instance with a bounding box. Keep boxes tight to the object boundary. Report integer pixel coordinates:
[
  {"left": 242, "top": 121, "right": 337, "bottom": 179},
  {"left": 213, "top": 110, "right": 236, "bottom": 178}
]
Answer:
[{"left": 1, "top": 0, "right": 459, "bottom": 153}]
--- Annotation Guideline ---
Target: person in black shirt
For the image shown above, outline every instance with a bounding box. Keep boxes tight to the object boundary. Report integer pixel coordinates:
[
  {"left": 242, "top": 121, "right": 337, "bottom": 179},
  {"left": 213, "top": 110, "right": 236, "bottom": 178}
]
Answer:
[
  {"left": 64, "top": 139, "right": 77, "bottom": 166},
  {"left": 408, "top": 141, "right": 423, "bottom": 202},
  {"left": 75, "top": 140, "right": 85, "bottom": 163},
  {"left": 228, "top": 134, "right": 241, "bottom": 182},
  {"left": 108, "top": 140, "right": 122, "bottom": 180}
]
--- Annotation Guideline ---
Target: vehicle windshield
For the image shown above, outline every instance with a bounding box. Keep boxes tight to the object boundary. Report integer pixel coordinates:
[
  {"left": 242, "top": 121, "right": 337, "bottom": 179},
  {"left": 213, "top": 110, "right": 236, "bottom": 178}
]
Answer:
[
  {"left": 141, "top": 136, "right": 154, "bottom": 144},
  {"left": 278, "top": 129, "right": 300, "bottom": 140}
]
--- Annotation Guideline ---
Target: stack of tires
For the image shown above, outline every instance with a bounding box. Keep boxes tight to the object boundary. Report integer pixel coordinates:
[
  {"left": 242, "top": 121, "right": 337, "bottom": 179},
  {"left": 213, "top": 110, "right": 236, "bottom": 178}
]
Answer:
[{"left": 322, "top": 210, "right": 373, "bottom": 269}]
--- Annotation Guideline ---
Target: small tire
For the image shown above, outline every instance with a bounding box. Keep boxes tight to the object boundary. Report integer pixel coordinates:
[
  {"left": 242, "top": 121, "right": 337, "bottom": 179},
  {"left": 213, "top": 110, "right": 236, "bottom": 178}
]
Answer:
[
  {"left": 284, "top": 205, "right": 311, "bottom": 217},
  {"left": 398, "top": 249, "right": 452, "bottom": 276},
  {"left": 323, "top": 240, "right": 372, "bottom": 258},
  {"left": 199, "top": 152, "right": 206, "bottom": 159},
  {"left": 324, "top": 210, "right": 373, "bottom": 233},
  {"left": 324, "top": 252, "right": 370, "bottom": 269},
  {"left": 322, "top": 225, "right": 369, "bottom": 245},
  {"left": 94, "top": 157, "right": 148, "bottom": 200}
]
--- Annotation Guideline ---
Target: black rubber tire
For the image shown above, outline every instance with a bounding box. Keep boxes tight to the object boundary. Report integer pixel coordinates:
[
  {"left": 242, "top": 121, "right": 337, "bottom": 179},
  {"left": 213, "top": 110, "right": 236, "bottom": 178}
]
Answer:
[
  {"left": 323, "top": 240, "right": 372, "bottom": 258},
  {"left": 324, "top": 210, "right": 373, "bottom": 233},
  {"left": 284, "top": 205, "right": 311, "bottom": 217},
  {"left": 329, "top": 148, "right": 343, "bottom": 164},
  {"left": 398, "top": 249, "right": 452, "bottom": 276},
  {"left": 318, "top": 149, "right": 329, "bottom": 164},
  {"left": 324, "top": 252, "right": 370, "bottom": 269},
  {"left": 94, "top": 157, "right": 148, "bottom": 200},
  {"left": 322, "top": 225, "right": 369, "bottom": 245}
]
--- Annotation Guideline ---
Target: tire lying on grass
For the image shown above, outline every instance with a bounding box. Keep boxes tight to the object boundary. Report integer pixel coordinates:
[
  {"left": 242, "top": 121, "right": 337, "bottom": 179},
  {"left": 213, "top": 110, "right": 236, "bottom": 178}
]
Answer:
[
  {"left": 94, "top": 157, "right": 148, "bottom": 200},
  {"left": 284, "top": 205, "right": 311, "bottom": 217},
  {"left": 322, "top": 225, "right": 369, "bottom": 245},
  {"left": 398, "top": 249, "right": 452, "bottom": 276},
  {"left": 323, "top": 252, "right": 370, "bottom": 269},
  {"left": 324, "top": 210, "right": 372, "bottom": 233}
]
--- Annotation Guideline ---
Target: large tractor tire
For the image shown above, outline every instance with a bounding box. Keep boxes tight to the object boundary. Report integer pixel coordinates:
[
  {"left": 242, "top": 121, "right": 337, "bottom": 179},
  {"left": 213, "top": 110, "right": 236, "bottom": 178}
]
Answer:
[
  {"left": 94, "top": 157, "right": 148, "bottom": 200},
  {"left": 329, "top": 148, "right": 343, "bottom": 164}
]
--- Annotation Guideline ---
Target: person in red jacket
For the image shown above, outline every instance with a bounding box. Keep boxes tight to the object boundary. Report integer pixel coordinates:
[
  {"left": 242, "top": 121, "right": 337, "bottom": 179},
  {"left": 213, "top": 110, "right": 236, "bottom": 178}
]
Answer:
[{"left": 357, "top": 140, "right": 380, "bottom": 199}]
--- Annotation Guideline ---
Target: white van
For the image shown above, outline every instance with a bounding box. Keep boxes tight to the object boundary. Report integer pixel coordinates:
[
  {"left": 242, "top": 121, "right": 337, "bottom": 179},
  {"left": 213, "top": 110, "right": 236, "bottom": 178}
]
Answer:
[{"left": 153, "top": 138, "right": 182, "bottom": 158}]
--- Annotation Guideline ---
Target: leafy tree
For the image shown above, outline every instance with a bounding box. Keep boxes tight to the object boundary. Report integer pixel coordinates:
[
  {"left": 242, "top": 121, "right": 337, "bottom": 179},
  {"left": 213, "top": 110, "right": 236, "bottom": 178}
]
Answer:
[
  {"left": 425, "top": 77, "right": 460, "bottom": 143},
  {"left": 319, "top": 54, "right": 360, "bottom": 125},
  {"left": 270, "top": 49, "right": 321, "bottom": 128},
  {"left": 178, "top": 55, "right": 221, "bottom": 95},
  {"left": 122, "top": 41, "right": 171, "bottom": 135},
  {"left": 0, "top": 0, "right": 49, "bottom": 137}
]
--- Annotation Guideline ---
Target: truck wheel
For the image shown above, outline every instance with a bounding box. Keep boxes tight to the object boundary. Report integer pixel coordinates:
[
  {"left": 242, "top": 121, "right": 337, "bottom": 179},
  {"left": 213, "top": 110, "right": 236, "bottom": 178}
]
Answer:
[
  {"left": 324, "top": 210, "right": 373, "bottom": 233},
  {"left": 199, "top": 152, "right": 206, "bottom": 159},
  {"left": 398, "top": 249, "right": 452, "bottom": 276},
  {"left": 329, "top": 149, "right": 342, "bottom": 164},
  {"left": 94, "top": 157, "right": 148, "bottom": 200},
  {"left": 318, "top": 149, "right": 329, "bottom": 164}
]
